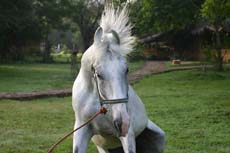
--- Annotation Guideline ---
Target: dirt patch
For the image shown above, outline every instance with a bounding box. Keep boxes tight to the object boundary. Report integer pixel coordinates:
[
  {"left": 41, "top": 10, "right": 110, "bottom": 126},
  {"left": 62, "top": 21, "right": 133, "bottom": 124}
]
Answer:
[
  {"left": 128, "top": 61, "right": 166, "bottom": 83},
  {"left": 0, "top": 89, "right": 72, "bottom": 100}
]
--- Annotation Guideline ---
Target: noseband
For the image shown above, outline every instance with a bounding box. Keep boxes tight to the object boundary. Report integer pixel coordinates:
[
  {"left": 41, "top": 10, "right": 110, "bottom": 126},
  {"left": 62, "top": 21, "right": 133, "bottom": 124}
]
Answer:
[{"left": 93, "top": 70, "right": 129, "bottom": 106}]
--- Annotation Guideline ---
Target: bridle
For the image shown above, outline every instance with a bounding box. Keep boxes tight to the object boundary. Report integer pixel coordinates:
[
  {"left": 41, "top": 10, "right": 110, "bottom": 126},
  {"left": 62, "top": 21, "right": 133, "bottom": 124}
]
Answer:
[
  {"left": 47, "top": 68, "right": 129, "bottom": 153},
  {"left": 93, "top": 68, "right": 129, "bottom": 106}
]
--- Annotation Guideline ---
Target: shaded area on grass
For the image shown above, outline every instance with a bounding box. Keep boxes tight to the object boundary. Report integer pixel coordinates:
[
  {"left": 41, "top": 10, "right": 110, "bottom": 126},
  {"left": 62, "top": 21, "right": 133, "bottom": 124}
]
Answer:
[
  {"left": 0, "top": 61, "right": 144, "bottom": 94},
  {"left": 0, "top": 64, "right": 74, "bottom": 93}
]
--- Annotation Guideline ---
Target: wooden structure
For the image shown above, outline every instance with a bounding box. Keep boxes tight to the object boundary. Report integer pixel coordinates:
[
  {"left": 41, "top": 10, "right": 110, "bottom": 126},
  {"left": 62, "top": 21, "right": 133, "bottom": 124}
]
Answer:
[
  {"left": 138, "top": 30, "right": 203, "bottom": 60},
  {"left": 172, "top": 59, "right": 181, "bottom": 65},
  {"left": 223, "top": 49, "right": 230, "bottom": 62}
]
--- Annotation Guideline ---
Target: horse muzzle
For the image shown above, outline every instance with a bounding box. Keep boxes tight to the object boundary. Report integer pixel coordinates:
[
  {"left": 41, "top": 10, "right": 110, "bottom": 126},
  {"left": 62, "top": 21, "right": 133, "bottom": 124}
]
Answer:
[{"left": 113, "top": 115, "right": 130, "bottom": 137}]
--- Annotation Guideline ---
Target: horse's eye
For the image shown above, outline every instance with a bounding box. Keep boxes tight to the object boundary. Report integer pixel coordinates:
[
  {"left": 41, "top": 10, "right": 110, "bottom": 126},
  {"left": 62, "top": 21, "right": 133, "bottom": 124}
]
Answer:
[
  {"left": 97, "top": 73, "right": 103, "bottom": 79},
  {"left": 126, "top": 68, "right": 129, "bottom": 74},
  {"left": 91, "top": 66, "right": 95, "bottom": 72}
]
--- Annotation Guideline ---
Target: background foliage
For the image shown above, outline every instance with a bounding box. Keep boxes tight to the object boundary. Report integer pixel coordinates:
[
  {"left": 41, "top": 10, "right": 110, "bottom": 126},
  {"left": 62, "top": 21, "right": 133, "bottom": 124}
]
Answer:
[{"left": 0, "top": 0, "right": 229, "bottom": 70}]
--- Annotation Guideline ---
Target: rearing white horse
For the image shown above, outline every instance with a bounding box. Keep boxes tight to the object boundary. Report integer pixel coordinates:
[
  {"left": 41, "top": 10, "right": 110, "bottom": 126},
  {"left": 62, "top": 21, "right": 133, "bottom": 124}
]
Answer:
[{"left": 72, "top": 5, "right": 165, "bottom": 153}]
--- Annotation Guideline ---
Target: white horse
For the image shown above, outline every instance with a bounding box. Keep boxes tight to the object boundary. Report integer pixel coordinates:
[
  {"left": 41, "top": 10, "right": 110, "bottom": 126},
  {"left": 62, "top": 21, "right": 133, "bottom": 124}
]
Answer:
[{"left": 72, "top": 5, "right": 165, "bottom": 153}]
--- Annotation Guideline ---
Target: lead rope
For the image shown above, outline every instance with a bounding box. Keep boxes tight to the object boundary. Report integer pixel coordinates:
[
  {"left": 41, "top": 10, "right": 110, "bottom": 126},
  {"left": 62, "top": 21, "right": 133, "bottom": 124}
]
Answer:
[{"left": 47, "top": 107, "right": 107, "bottom": 153}]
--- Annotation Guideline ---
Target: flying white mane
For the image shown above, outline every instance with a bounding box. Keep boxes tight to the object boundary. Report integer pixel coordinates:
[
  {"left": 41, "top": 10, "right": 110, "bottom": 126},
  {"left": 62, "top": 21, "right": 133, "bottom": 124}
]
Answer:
[{"left": 99, "top": 4, "right": 136, "bottom": 56}]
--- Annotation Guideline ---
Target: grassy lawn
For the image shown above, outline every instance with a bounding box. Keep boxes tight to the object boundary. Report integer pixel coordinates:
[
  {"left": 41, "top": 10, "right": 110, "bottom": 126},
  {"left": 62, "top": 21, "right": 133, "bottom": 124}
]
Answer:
[
  {"left": 134, "top": 69, "right": 230, "bottom": 153},
  {"left": 0, "top": 69, "right": 229, "bottom": 153},
  {"left": 0, "top": 64, "right": 74, "bottom": 93},
  {"left": 0, "top": 97, "right": 77, "bottom": 153},
  {"left": 128, "top": 60, "right": 145, "bottom": 73},
  {"left": 0, "top": 61, "right": 144, "bottom": 93}
]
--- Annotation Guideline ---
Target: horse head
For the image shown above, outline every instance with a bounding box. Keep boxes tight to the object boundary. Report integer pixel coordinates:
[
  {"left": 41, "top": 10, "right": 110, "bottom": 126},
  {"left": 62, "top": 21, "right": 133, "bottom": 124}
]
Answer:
[{"left": 90, "top": 26, "right": 130, "bottom": 136}]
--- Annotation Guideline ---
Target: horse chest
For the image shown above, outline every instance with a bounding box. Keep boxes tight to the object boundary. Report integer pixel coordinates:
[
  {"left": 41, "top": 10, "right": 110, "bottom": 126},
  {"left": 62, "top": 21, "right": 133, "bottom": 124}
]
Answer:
[
  {"left": 91, "top": 117, "right": 122, "bottom": 149},
  {"left": 91, "top": 115, "right": 117, "bottom": 136}
]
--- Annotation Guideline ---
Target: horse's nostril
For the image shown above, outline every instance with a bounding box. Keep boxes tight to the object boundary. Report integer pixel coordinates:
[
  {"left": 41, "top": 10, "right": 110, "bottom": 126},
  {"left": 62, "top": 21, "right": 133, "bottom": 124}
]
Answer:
[{"left": 113, "top": 120, "right": 122, "bottom": 133}]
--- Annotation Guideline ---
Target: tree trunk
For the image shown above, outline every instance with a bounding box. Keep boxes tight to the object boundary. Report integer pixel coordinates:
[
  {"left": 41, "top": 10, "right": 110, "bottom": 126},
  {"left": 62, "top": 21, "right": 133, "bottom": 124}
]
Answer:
[
  {"left": 79, "top": 18, "right": 95, "bottom": 52},
  {"left": 81, "top": 27, "right": 94, "bottom": 51},
  {"left": 71, "top": 44, "right": 78, "bottom": 76},
  {"left": 42, "top": 36, "right": 52, "bottom": 63},
  {"left": 215, "top": 32, "right": 223, "bottom": 71}
]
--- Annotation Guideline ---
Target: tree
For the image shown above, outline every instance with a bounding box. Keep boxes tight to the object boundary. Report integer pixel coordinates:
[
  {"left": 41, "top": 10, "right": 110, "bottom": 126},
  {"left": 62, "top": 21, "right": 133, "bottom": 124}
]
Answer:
[
  {"left": 69, "top": 0, "right": 104, "bottom": 51},
  {"left": 69, "top": 0, "right": 129, "bottom": 51},
  {"left": 201, "top": 0, "right": 230, "bottom": 71},
  {"left": 33, "top": 0, "right": 71, "bottom": 62},
  {"left": 0, "top": 0, "right": 72, "bottom": 61},
  {"left": 130, "top": 0, "right": 205, "bottom": 60},
  {"left": 131, "top": 0, "right": 230, "bottom": 69},
  {"left": 0, "top": 0, "right": 41, "bottom": 60},
  {"left": 0, "top": 0, "right": 129, "bottom": 62},
  {"left": 130, "top": 0, "right": 204, "bottom": 36}
]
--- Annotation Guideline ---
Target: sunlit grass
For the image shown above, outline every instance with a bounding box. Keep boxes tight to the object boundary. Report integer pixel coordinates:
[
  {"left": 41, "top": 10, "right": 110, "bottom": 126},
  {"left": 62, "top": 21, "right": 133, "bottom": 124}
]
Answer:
[{"left": 133, "top": 69, "right": 230, "bottom": 153}]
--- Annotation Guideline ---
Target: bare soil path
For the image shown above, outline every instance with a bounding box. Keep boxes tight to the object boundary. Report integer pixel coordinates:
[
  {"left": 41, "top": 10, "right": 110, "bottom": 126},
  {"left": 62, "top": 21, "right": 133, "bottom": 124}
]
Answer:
[
  {"left": 0, "top": 61, "right": 215, "bottom": 100},
  {"left": 128, "top": 61, "right": 166, "bottom": 83}
]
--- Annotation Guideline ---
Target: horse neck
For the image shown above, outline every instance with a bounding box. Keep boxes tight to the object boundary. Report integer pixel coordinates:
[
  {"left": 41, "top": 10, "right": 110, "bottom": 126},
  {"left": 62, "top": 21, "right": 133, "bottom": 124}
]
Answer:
[
  {"left": 77, "top": 66, "right": 97, "bottom": 96},
  {"left": 77, "top": 47, "right": 105, "bottom": 102}
]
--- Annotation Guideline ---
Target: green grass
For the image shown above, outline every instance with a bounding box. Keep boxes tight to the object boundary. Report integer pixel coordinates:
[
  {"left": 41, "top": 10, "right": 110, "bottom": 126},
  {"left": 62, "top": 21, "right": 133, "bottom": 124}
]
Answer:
[
  {"left": 0, "top": 69, "right": 229, "bottom": 153},
  {"left": 0, "top": 64, "right": 74, "bottom": 92},
  {"left": 0, "top": 61, "right": 144, "bottom": 93},
  {"left": 133, "top": 70, "right": 230, "bottom": 153},
  {"left": 0, "top": 97, "right": 76, "bottom": 153},
  {"left": 128, "top": 60, "right": 145, "bottom": 73},
  {"left": 51, "top": 52, "right": 83, "bottom": 63}
]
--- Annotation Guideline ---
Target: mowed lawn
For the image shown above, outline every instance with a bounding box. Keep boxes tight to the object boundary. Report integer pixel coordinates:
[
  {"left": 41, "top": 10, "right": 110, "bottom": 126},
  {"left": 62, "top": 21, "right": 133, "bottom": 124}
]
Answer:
[
  {"left": 0, "top": 61, "right": 144, "bottom": 93},
  {"left": 0, "top": 64, "right": 74, "bottom": 92},
  {"left": 0, "top": 69, "right": 230, "bottom": 153}
]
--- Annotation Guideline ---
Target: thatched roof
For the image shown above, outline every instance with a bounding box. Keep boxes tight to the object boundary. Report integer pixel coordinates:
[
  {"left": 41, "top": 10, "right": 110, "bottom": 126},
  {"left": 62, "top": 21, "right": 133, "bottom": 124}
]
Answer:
[
  {"left": 192, "top": 21, "right": 230, "bottom": 35},
  {"left": 139, "top": 21, "right": 230, "bottom": 45},
  {"left": 138, "top": 30, "right": 174, "bottom": 44}
]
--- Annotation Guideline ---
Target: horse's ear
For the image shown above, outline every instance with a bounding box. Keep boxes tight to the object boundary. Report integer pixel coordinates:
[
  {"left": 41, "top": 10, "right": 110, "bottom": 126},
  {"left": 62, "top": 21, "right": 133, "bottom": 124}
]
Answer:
[
  {"left": 94, "top": 27, "right": 103, "bottom": 44},
  {"left": 111, "top": 30, "right": 120, "bottom": 45}
]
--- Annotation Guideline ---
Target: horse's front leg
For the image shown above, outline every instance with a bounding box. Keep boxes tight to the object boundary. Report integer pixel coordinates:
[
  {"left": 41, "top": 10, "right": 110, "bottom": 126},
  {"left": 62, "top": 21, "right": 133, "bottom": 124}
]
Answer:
[
  {"left": 120, "top": 127, "right": 136, "bottom": 153},
  {"left": 73, "top": 120, "right": 92, "bottom": 153}
]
